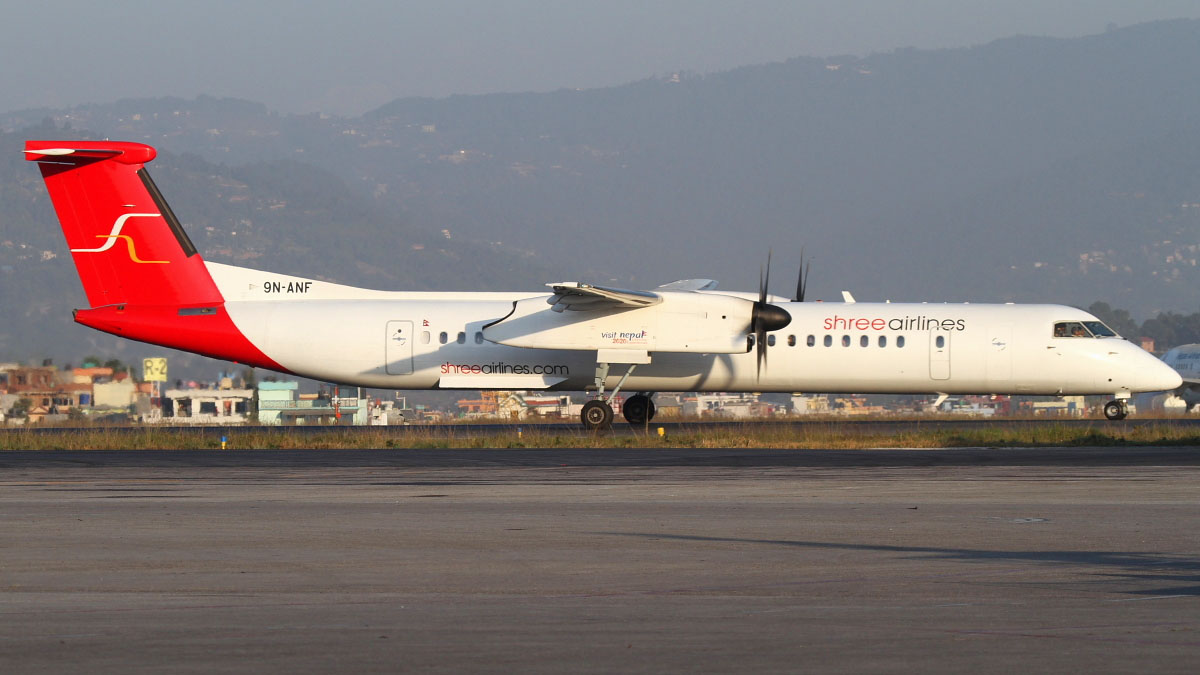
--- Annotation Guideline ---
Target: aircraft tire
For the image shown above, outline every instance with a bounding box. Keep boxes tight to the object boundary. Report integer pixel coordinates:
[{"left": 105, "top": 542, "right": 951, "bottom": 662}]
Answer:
[
  {"left": 1103, "top": 399, "right": 1128, "bottom": 421},
  {"left": 582, "top": 400, "right": 614, "bottom": 430},
  {"left": 622, "top": 395, "right": 656, "bottom": 425}
]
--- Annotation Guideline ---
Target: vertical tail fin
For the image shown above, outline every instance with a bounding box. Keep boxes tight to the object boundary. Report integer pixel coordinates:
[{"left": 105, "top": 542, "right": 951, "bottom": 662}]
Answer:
[
  {"left": 25, "top": 140, "right": 223, "bottom": 307},
  {"left": 25, "top": 140, "right": 283, "bottom": 370}
]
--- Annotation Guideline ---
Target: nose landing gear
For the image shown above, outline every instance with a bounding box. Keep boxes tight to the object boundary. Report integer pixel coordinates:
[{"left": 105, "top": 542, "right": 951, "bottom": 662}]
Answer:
[{"left": 1103, "top": 399, "right": 1129, "bottom": 421}]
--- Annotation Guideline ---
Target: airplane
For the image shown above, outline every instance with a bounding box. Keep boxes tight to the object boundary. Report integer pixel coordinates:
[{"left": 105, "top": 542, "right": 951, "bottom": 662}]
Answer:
[
  {"left": 24, "top": 139, "right": 1182, "bottom": 428},
  {"left": 1160, "top": 344, "right": 1200, "bottom": 412}
]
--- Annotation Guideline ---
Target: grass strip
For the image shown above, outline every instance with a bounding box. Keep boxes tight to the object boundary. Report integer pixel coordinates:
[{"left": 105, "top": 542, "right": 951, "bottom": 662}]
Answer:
[{"left": 2, "top": 422, "right": 1199, "bottom": 451}]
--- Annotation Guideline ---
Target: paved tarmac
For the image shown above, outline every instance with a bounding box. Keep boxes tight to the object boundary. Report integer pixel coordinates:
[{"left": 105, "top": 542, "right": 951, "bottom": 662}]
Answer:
[{"left": 1, "top": 447, "right": 1198, "bottom": 673}]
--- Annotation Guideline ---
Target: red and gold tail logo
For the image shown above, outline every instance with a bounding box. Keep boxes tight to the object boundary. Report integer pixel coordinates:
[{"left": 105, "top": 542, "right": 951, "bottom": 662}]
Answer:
[{"left": 71, "top": 213, "right": 169, "bottom": 264}]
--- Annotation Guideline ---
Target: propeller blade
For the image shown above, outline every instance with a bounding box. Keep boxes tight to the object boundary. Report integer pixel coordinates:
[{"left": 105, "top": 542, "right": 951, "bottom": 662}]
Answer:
[
  {"left": 753, "top": 249, "right": 781, "bottom": 380},
  {"left": 756, "top": 321, "right": 767, "bottom": 379},
  {"left": 794, "top": 247, "right": 810, "bottom": 302},
  {"left": 761, "top": 250, "right": 772, "bottom": 305}
]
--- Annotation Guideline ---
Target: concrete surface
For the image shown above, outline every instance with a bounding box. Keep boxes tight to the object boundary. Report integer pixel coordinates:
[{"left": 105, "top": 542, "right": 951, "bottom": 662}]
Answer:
[{"left": 1, "top": 448, "right": 1198, "bottom": 673}]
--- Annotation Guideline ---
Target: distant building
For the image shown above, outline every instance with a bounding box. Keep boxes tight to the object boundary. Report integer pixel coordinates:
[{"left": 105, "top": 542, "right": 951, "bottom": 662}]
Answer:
[
  {"left": 1030, "top": 396, "right": 1086, "bottom": 417},
  {"left": 93, "top": 377, "right": 138, "bottom": 409},
  {"left": 257, "top": 381, "right": 299, "bottom": 425},
  {"left": 0, "top": 393, "right": 19, "bottom": 423},
  {"left": 72, "top": 367, "right": 114, "bottom": 384},
  {"left": 649, "top": 394, "right": 683, "bottom": 419},
  {"left": 4, "top": 366, "right": 60, "bottom": 393},
  {"left": 830, "top": 396, "right": 887, "bottom": 416},
  {"left": 456, "top": 390, "right": 580, "bottom": 420},
  {"left": 152, "top": 386, "right": 253, "bottom": 425},
  {"left": 790, "top": 394, "right": 831, "bottom": 415},
  {"left": 0, "top": 362, "right": 19, "bottom": 391},
  {"left": 256, "top": 381, "right": 366, "bottom": 425},
  {"left": 683, "top": 393, "right": 774, "bottom": 418},
  {"left": 4, "top": 366, "right": 92, "bottom": 422}
]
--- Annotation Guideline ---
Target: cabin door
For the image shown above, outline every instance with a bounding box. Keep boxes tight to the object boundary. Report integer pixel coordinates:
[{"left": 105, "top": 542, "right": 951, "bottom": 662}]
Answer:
[
  {"left": 929, "top": 331, "right": 951, "bottom": 380},
  {"left": 985, "top": 324, "right": 1013, "bottom": 388},
  {"left": 385, "top": 320, "right": 414, "bottom": 375}
]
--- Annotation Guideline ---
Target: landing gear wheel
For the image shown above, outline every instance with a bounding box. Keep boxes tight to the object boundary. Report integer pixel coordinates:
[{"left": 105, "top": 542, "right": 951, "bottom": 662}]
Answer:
[
  {"left": 581, "top": 400, "right": 614, "bottom": 430},
  {"left": 622, "top": 395, "right": 657, "bottom": 425},
  {"left": 1103, "top": 399, "right": 1128, "bottom": 421}
]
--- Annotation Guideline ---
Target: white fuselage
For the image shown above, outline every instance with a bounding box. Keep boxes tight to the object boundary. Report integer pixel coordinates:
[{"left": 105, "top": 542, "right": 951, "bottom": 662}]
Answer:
[{"left": 209, "top": 263, "right": 1179, "bottom": 397}]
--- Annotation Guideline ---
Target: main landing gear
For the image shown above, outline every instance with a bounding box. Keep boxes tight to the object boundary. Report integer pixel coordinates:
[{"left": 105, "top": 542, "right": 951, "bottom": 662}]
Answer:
[
  {"left": 580, "top": 359, "right": 656, "bottom": 430},
  {"left": 1103, "top": 399, "right": 1129, "bottom": 421},
  {"left": 581, "top": 399, "right": 614, "bottom": 429},
  {"left": 622, "top": 394, "right": 656, "bottom": 425},
  {"left": 581, "top": 394, "right": 657, "bottom": 430}
]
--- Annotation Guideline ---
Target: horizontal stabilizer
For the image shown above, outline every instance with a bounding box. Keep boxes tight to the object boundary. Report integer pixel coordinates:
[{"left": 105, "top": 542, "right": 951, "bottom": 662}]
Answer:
[
  {"left": 25, "top": 141, "right": 156, "bottom": 165},
  {"left": 657, "top": 279, "right": 719, "bottom": 291}
]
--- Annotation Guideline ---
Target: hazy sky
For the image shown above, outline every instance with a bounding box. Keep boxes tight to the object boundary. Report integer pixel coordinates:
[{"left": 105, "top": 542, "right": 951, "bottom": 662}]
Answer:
[{"left": 4, "top": 1, "right": 1200, "bottom": 116}]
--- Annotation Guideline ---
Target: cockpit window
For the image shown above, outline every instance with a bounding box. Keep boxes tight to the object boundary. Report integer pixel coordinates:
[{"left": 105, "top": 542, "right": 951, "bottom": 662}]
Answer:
[
  {"left": 1054, "top": 320, "right": 1119, "bottom": 338},
  {"left": 1053, "top": 321, "right": 1090, "bottom": 338},
  {"left": 1083, "top": 321, "right": 1118, "bottom": 338}
]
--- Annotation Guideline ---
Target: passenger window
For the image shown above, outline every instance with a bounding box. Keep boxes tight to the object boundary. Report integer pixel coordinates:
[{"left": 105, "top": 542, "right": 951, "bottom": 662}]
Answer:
[
  {"left": 936, "top": 335, "right": 945, "bottom": 348},
  {"left": 767, "top": 334, "right": 776, "bottom": 347},
  {"left": 456, "top": 331, "right": 466, "bottom": 344},
  {"left": 842, "top": 335, "right": 850, "bottom": 347},
  {"left": 439, "top": 331, "right": 448, "bottom": 344},
  {"left": 475, "top": 331, "right": 484, "bottom": 344},
  {"left": 823, "top": 335, "right": 832, "bottom": 347},
  {"left": 878, "top": 335, "right": 887, "bottom": 348},
  {"left": 1054, "top": 321, "right": 1089, "bottom": 338},
  {"left": 421, "top": 331, "right": 430, "bottom": 344},
  {"left": 897, "top": 336, "right": 905, "bottom": 348},
  {"left": 807, "top": 335, "right": 815, "bottom": 347},
  {"left": 860, "top": 335, "right": 869, "bottom": 347},
  {"left": 787, "top": 335, "right": 796, "bottom": 347}
]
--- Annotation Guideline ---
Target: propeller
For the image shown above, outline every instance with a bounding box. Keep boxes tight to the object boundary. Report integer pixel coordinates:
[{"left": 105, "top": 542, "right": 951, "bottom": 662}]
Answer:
[
  {"left": 751, "top": 250, "right": 792, "bottom": 379},
  {"left": 793, "top": 247, "right": 811, "bottom": 302}
]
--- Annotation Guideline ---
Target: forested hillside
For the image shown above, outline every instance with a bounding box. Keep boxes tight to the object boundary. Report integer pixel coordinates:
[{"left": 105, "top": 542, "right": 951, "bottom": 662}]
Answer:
[{"left": 5, "top": 20, "right": 1200, "bottom": 371}]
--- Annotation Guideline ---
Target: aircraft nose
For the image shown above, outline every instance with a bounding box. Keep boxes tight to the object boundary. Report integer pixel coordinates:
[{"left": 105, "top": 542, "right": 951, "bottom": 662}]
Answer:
[{"left": 1138, "top": 358, "right": 1182, "bottom": 392}]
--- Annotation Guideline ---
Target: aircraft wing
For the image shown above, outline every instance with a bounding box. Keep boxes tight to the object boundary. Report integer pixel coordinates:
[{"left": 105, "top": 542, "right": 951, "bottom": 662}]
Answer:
[{"left": 546, "top": 282, "right": 663, "bottom": 312}]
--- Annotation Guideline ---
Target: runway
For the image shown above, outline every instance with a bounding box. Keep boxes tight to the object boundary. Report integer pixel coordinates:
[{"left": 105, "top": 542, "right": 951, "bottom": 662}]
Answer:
[{"left": 2, "top": 447, "right": 1198, "bottom": 673}]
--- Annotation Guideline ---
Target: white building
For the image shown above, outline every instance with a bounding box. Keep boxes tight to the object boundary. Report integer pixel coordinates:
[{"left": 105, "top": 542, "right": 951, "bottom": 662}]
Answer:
[{"left": 150, "top": 387, "right": 253, "bottom": 425}]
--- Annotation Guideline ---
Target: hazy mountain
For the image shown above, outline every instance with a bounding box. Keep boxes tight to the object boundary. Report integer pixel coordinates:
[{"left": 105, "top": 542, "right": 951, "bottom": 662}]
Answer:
[{"left": 4, "top": 19, "right": 1200, "bottom": 372}]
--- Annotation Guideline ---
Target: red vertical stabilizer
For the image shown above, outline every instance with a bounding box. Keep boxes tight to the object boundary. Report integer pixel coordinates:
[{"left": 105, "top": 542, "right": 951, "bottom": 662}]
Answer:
[
  {"left": 25, "top": 140, "right": 223, "bottom": 308},
  {"left": 26, "top": 140, "right": 284, "bottom": 371}
]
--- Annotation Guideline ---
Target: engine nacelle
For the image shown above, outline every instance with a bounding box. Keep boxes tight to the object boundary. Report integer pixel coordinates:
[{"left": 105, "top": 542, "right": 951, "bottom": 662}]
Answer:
[{"left": 483, "top": 291, "right": 756, "bottom": 354}]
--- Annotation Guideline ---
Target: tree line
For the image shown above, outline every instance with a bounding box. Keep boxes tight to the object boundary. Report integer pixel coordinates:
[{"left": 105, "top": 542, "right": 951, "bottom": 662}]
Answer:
[{"left": 1088, "top": 302, "right": 1200, "bottom": 351}]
